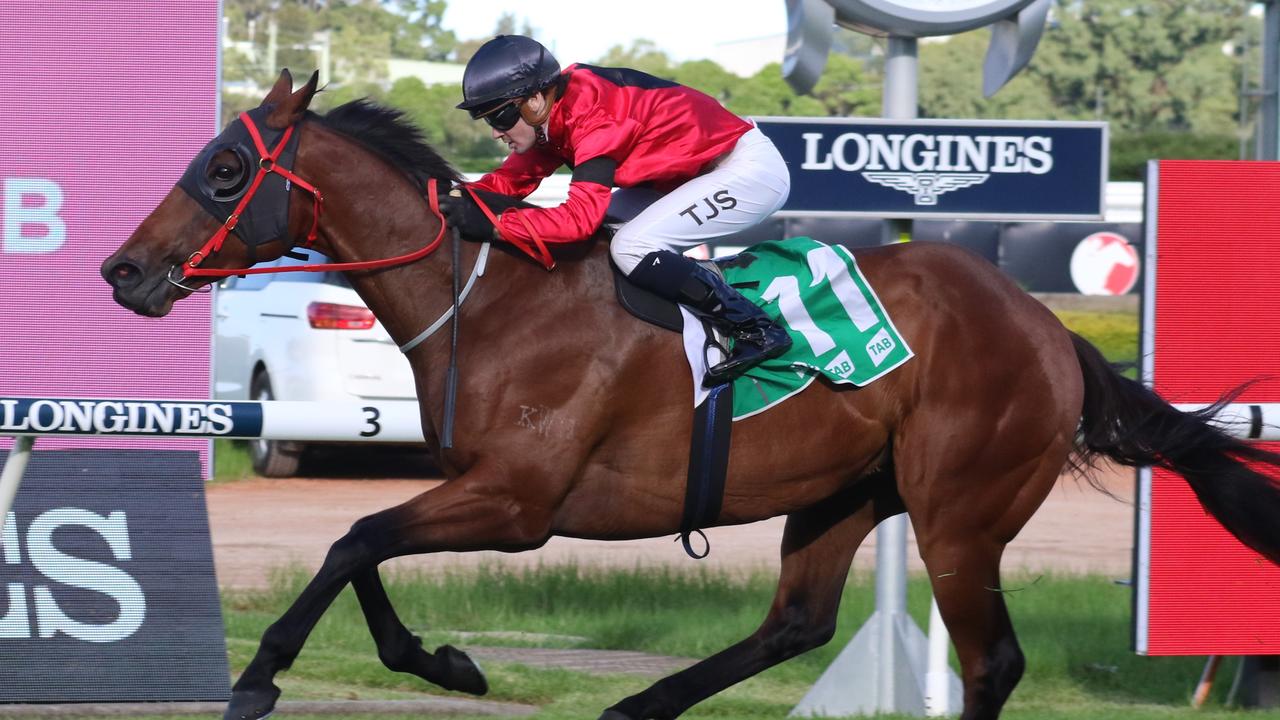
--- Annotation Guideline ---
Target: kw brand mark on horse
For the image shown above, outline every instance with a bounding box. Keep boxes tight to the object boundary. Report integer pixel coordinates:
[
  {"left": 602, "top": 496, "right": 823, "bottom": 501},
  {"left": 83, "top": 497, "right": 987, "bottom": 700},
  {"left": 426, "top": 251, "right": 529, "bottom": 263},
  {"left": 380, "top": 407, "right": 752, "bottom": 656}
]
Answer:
[{"left": 102, "top": 70, "right": 1280, "bottom": 720}]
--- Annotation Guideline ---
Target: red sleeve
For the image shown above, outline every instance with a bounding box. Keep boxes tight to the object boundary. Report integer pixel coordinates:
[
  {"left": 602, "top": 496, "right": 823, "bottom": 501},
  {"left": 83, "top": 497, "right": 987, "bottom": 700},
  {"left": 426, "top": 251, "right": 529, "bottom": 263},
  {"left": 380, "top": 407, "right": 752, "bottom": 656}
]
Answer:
[
  {"left": 494, "top": 115, "right": 636, "bottom": 245},
  {"left": 469, "top": 147, "right": 564, "bottom": 199},
  {"left": 496, "top": 179, "right": 612, "bottom": 245}
]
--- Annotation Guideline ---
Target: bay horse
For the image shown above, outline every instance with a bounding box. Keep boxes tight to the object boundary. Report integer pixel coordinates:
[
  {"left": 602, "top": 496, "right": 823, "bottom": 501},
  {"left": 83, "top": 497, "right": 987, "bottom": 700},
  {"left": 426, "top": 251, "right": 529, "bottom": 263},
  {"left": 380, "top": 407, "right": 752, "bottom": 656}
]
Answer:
[{"left": 103, "top": 71, "right": 1280, "bottom": 720}]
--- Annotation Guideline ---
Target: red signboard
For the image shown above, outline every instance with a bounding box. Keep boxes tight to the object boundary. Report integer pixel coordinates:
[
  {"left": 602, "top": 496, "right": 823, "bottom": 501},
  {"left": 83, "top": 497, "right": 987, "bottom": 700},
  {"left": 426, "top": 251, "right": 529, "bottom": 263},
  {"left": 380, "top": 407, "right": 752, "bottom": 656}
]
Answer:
[{"left": 1139, "top": 160, "right": 1280, "bottom": 655}]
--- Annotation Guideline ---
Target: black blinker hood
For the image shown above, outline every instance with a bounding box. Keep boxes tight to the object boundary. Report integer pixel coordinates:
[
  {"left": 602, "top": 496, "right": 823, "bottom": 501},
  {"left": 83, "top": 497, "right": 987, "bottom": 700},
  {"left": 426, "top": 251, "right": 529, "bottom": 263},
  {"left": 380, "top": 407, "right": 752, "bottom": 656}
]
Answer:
[{"left": 177, "top": 104, "right": 301, "bottom": 261}]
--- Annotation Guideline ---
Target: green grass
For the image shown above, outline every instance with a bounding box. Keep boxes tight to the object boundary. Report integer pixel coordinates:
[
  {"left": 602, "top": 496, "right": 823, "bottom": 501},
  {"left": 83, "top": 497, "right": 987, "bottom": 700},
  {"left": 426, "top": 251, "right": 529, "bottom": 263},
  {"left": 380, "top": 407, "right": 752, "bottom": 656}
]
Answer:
[
  {"left": 105, "top": 565, "right": 1239, "bottom": 720},
  {"left": 1054, "top": 309, "right": 1139, "bottom": 367},
  {"left": 212, "top": 439, "right": 254, "bottom": 484}
]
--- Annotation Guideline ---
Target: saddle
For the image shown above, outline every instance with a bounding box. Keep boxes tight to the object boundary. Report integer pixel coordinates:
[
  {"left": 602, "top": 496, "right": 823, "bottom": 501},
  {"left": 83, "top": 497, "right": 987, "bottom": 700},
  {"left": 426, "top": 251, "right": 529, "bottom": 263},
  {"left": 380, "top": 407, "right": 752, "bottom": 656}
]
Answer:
[
  {"left": 613, "top": 267, "right": 682, "bottom": 332},
  {"left": 613, "top": 259, "right": 739, "bottom": 333}
]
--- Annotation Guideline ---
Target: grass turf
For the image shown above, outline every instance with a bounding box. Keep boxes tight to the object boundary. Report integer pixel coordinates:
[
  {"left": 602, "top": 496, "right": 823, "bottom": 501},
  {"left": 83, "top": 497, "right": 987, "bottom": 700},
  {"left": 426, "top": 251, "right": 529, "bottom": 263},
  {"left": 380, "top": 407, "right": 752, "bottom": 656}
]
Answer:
[{"left": 151, "top": 565, "right": 1240, "bottom": 720}]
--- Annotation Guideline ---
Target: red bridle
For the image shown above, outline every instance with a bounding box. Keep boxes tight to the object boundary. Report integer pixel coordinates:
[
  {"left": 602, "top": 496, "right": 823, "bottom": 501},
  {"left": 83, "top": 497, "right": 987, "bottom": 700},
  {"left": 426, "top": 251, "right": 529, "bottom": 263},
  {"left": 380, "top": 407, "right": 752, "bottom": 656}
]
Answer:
[
  {"left": 180, "top": 111, "right": 326, "bottom": 280},
  {"left": 174, "top": 111, "right": 553, "bottom": 285}
]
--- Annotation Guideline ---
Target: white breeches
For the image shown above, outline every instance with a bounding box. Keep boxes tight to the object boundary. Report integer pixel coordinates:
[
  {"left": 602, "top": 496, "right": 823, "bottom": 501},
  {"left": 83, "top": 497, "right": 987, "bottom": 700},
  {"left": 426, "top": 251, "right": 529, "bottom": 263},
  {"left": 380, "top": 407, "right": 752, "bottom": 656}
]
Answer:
[{"left": 608, "top": 126, "right": 791, "bottom": 274}]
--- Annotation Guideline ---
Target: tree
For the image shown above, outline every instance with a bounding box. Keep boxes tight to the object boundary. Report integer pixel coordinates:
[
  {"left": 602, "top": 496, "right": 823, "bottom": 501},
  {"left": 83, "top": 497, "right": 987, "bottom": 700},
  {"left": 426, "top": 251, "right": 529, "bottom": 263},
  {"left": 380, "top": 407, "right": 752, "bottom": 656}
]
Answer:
[
  {"left": 1032, "top": 0, "right": 1249, "bottom": 134},
  {"left": 671, "top": 60, "right": 739, "bottom": 103},
  {"left": 810, "top": 52, "right": 880, "bottom": 117},
  {"left": 385, "top": 78, "right": 505, "bottom": 172},
  {"left": 271, "top": 1, "right": 323, "bottom": 78},
  {"left": 912, "top": 0, "right": 1257, "bottom": 177},
  {"left": 454, "top": 12, "right": 536, "bottom": 64},
  {"left": 919, "top": 30, "right": 1057, "bottom": 120},
  {"left": 725, "top": 64, "right": 826, "bottom": 117},
  {"left": 917, "top": 1, "right": 1253, "bottom": 134},
  {"left": 326, "top": 3, "right": 393, "bottom": 84},
  {"left": 386, "top": 0, "right": 456, "bottom": 61},
  {"left": 595, "top": 39, "right": 673, "bottom": 77}
]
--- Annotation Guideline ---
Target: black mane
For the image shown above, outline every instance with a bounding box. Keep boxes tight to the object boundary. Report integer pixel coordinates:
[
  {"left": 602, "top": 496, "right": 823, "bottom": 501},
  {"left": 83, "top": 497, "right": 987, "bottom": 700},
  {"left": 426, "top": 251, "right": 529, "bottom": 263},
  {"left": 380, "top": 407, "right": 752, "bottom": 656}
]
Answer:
[{"left": 315, "top": 99, "right": 464, "bottom": 186}]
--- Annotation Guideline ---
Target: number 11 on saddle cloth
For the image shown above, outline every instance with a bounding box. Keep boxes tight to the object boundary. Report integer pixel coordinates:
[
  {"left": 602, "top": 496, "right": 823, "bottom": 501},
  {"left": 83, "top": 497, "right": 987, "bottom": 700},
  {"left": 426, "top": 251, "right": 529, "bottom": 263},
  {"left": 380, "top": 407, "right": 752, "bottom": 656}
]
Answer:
[{"left": 707, "top": 237, "right": 914, "bottom": 420}]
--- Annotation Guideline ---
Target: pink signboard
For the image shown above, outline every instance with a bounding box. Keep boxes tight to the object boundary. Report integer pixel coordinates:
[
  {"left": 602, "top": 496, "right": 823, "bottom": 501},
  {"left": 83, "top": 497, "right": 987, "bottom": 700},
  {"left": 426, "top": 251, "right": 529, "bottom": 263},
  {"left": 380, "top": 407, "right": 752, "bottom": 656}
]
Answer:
[{"left": 0, "top": 2, "right": 220, "bottom": 464}]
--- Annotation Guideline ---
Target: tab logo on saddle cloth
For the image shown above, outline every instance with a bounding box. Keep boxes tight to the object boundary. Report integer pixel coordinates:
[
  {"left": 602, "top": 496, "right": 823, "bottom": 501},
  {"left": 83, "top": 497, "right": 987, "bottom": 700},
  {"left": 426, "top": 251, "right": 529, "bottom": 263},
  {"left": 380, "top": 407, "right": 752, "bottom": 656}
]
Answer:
[{"left": 720, "top": 237, "right": 913, "bottom": 420}]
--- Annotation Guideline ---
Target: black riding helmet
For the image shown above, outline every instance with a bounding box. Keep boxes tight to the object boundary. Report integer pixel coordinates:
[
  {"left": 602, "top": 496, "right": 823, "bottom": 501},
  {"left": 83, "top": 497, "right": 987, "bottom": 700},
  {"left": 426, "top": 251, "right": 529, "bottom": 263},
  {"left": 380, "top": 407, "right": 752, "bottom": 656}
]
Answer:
[{"left": 457, "top": 35, "right": 561, "bottom": 121}]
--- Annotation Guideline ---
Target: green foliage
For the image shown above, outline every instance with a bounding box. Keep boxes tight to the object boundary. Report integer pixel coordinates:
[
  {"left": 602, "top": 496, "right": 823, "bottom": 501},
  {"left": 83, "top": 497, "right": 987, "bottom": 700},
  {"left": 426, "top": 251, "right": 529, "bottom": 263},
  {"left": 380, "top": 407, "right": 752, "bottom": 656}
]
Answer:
[
  {"left": 386, "top": 0, "right": 456, "bottom": 61},
  {"left": 670, "top": 60, "right": 740, "bottom": 103},
  {"left": 218, "top": 1, "right": 1265, "bottom": 181},
  {"left": 586, "top": 37, "right": 878, "bottom": 119},
  {"left": 724, "top": 63, "right": 826, "bottom": 117},
  {"left": 595, "top": 39, "right": 675, "bottom": 78},
  {"left": 809, "top": 52, "right": 880, "bottom": 117},
  {"left": 1033, "top": 0, "right": 1248, "bottom": 134},
  {"left": 1108, "top": 131, "right": 1239, "bottom": 181},
  {"left": 918, "top": 1, "right": 1257, "bottom": 179},
  {"left": 919, "top": 32, "right": 1059, "bottom": 121},
  {"left": 383, "top": 77, "right": 504, "bottom": 171},
  {"left": 920, "top": 0, "right": 1255, "bottom": 138},
  {"left": 222, "top": 0, "right": 456, "bottom": 88}
]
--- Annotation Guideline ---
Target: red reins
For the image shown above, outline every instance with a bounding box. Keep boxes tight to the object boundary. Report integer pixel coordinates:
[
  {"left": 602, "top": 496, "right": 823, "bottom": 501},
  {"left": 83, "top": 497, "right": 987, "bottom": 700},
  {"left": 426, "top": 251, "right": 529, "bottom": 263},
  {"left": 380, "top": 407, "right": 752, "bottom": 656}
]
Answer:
[{"left": 460, "top": 185, "right": 555, "bottom": 270}]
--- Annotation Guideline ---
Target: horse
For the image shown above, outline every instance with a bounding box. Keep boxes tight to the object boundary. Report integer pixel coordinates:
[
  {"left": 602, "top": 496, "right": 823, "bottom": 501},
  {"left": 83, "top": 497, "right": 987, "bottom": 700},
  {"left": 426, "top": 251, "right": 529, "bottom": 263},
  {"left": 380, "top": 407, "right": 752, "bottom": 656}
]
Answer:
[{"left": 102, "top": 70, "right": 1280, "bottom": 720}]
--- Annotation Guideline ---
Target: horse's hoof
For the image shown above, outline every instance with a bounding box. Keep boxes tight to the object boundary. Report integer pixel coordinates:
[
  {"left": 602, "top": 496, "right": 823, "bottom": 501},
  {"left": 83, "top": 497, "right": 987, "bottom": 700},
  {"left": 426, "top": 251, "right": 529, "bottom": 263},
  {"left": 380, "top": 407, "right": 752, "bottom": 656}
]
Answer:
[
  {"left": 434, "top": 644, "right": 488, "bottom": 695},
  {"left": 223, "top": 685, "right": 281, "bottom": 720},
  {"left": 598, "top": 710, "right": 634, "bottom": 720}
]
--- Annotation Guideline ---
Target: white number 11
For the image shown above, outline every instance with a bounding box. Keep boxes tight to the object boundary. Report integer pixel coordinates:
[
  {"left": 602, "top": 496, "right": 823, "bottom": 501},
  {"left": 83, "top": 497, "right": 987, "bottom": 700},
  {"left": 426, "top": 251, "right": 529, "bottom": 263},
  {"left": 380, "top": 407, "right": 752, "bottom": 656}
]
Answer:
[{"left": 759, "top": 246, "right": 879, "bottom": 356}]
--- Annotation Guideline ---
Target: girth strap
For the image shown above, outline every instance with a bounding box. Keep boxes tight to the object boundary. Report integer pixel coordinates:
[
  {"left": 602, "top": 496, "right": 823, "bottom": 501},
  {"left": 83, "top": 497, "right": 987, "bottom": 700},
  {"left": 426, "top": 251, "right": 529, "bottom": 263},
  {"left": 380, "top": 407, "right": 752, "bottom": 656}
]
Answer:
[{"left": 679, "top": 381, "right": 734, "bottom": 559}]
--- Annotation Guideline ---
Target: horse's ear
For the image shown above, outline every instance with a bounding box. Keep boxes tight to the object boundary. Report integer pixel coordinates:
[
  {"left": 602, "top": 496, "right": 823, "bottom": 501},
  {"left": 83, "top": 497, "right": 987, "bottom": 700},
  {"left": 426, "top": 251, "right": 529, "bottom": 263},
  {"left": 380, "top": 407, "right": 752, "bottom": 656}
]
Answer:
[
  {"left": 260, "top": 69, "right": 295, "bottom": 110},
  {"left": 263, "top": 70, "right": 320, "bottom": 129}
]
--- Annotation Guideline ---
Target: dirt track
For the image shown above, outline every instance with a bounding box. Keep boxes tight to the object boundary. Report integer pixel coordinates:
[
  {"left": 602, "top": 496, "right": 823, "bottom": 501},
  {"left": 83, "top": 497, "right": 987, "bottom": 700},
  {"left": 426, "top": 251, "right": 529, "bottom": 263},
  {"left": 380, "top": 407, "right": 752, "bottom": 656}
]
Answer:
[{"left": 207, "top": 462, "right": 1136, "bottom": 590}]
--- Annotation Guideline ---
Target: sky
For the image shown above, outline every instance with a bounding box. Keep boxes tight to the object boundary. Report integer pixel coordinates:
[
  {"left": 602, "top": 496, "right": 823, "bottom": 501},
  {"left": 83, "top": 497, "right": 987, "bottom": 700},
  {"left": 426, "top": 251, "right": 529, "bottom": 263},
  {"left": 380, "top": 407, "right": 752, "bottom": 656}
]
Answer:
[{"left": 441, "top": 0, "right": 788, "bottom": 65}]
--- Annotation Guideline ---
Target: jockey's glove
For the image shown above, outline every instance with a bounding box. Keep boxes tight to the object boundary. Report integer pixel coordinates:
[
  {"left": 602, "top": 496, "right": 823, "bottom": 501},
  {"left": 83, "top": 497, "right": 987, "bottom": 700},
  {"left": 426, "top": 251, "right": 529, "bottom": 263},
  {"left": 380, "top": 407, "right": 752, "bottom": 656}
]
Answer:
[{"left": 440, "top": 193, "right": 496, "bottom": 241}]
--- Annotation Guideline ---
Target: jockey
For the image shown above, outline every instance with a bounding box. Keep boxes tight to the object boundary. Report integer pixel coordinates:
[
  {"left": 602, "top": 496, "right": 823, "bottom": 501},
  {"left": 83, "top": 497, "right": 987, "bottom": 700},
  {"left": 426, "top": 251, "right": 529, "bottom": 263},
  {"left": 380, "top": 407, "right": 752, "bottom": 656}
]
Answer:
[{"left": 442, "top": 34, "right": 792, "bottom": 384}]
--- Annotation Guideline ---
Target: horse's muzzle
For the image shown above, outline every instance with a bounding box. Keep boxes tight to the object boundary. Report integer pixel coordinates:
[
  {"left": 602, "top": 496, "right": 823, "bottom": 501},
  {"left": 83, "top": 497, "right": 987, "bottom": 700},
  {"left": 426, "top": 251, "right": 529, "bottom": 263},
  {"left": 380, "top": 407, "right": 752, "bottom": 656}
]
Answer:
[{"left": 101, "top": 257, "right": 178, "bottom": 317}]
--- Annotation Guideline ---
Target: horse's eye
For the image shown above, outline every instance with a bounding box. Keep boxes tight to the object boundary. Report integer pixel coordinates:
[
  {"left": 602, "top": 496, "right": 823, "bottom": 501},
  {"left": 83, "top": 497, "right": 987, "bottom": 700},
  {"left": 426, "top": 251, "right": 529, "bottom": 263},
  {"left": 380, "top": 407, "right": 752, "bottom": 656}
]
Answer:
[{"left": 213, "top": 165, "right": 237, "bottom": 182}]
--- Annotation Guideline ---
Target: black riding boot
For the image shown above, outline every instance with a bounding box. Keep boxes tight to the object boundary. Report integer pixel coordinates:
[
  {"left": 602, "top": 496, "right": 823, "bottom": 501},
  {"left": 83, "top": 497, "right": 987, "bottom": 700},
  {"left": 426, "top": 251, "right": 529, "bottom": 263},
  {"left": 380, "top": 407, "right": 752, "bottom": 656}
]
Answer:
[{"left": 629, "top": 251, "right": 792, "bottom": 383}]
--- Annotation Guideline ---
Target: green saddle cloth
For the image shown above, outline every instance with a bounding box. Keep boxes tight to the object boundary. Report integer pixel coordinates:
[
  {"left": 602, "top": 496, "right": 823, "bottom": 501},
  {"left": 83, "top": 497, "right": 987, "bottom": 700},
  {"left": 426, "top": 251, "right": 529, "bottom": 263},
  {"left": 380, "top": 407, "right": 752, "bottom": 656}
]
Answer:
[{"left": 721, "top": 237, "right": 914, "bottom": 420}]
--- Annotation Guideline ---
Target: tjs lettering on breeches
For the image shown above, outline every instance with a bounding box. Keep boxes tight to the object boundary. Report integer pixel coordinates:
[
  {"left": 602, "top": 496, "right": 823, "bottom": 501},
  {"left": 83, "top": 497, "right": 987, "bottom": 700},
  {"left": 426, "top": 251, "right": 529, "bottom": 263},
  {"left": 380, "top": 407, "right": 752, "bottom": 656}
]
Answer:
[{"left": 678, "top": 190, "right": 738, "bottom": 226}]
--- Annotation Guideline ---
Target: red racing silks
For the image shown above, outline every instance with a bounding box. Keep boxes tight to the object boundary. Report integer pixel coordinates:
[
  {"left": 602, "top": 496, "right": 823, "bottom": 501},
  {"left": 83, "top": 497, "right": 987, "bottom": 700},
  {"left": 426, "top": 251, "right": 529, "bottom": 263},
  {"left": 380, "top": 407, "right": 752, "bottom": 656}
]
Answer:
[{"left": 471, "top": 64, "right": 750, "bottom": 243}]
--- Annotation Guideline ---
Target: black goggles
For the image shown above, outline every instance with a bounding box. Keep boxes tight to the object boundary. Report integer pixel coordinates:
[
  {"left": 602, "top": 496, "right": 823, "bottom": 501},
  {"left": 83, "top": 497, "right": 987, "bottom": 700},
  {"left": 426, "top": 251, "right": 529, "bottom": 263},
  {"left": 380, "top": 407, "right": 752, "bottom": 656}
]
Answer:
[{"left": 479, "top": 99, "right": 523, "bottom": 132}]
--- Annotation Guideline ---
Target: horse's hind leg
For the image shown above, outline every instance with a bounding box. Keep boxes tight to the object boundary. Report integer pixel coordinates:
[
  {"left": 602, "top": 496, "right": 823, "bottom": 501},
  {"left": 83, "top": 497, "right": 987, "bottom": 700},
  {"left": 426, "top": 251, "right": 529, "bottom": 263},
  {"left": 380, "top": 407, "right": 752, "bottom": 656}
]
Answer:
[
  {"left": 600, "top": 476, "right": 902, "bottom": 720},
  {"left": 917, "top": 533, "right": 1022, "bottom": 720},
  {"left": 350, "top": 567, "right": 487, "bottom": 694},
  {"left": 901, "top": 426, "right": 1071, "bottom": 719}
]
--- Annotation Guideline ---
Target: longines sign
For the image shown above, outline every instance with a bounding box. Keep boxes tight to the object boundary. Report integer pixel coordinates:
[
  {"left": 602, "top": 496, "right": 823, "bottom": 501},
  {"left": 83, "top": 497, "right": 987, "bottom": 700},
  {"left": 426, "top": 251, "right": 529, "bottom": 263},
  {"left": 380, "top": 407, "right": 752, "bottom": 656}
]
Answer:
[{"left": 754, "top": 117, "right": 1107, "bottom": 220}]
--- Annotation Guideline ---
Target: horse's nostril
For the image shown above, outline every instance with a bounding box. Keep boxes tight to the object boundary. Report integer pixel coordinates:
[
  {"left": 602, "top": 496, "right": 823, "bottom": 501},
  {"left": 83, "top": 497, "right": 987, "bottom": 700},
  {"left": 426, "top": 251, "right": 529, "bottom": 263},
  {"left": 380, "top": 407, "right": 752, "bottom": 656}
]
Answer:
[{"left": 106, "top": 261, "right": 143, "bottom": 289}]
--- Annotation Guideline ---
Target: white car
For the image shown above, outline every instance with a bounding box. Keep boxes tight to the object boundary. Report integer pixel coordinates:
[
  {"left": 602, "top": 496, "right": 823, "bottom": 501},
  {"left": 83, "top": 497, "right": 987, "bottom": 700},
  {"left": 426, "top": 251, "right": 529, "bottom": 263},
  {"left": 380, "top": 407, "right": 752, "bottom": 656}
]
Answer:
[{"left": 213, "top": 250, "right": 418, "bottom": 476}]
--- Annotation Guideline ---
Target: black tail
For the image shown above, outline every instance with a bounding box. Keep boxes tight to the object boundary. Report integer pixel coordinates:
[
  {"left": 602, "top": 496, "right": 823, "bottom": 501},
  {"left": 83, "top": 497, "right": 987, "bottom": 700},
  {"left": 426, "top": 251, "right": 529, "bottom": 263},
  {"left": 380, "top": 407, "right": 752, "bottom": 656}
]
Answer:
[{"left": 1071, "top": 332, "right": 1280, "bottom": 565}]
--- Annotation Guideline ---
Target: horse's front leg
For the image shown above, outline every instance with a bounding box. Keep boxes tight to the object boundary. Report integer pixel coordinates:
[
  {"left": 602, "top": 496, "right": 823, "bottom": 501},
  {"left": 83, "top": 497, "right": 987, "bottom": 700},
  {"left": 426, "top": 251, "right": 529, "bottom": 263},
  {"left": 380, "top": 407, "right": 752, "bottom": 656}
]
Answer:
[
  {"left": 224, "top": 470, "right": 553, "bottom": 720},
  {"left": 350, "top": 566, "right": 488, "bottom": 694}
]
